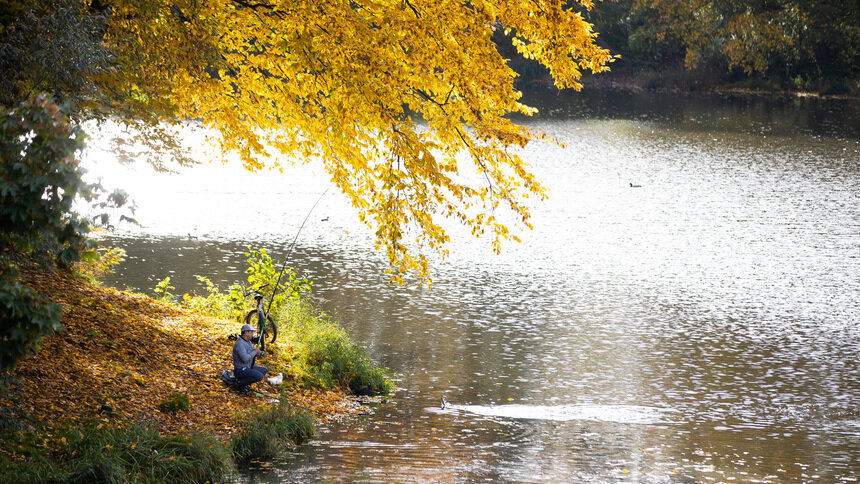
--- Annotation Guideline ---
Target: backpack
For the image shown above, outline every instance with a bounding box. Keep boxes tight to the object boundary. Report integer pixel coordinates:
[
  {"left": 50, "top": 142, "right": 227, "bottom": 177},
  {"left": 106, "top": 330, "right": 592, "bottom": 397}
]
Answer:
[{"left": 221, "top": 369, "right": 236, "bottom": 386}]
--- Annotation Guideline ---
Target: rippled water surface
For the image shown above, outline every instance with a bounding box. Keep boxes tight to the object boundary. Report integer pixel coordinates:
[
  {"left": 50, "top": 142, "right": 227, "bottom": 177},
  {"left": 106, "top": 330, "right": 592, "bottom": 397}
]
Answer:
[{"left": 90, "top": 91, "right": 860, "bottom": 482}]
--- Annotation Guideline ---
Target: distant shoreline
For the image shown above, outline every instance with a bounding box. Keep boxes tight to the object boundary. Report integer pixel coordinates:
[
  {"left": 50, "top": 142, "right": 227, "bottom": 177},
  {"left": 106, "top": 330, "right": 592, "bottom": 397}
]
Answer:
[{"left": 517, "top": 72, "right": 860, "bottom": 101}]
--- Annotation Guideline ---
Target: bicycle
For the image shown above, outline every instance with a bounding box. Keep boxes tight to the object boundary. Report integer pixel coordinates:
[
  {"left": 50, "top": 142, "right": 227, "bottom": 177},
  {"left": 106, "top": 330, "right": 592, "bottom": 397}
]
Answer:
[{"left": 243, "top": 283, "right": 277, "bottom": 350}]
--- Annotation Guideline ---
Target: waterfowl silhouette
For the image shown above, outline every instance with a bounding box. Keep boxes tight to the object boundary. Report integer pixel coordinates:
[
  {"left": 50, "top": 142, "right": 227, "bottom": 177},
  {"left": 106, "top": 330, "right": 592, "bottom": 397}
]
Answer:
[
  {"left": 629, "top": 183, "right": 642, "bottom": 188},
  {"left": 440, "top": 396, "right": 447, "bottom": 410}
]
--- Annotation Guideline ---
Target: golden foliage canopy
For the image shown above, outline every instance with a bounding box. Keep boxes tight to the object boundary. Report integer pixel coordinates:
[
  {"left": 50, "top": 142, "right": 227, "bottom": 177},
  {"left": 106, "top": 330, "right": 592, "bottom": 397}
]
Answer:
[{"left": 100, "top": 0, "right": 612, "bottom": 282}]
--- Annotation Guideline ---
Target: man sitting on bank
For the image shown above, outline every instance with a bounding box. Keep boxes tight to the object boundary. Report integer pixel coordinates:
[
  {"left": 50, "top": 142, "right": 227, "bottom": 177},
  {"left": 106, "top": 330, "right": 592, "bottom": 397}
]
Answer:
[{"left": 233, "top": 324, "right": 268, "bottom": 393}]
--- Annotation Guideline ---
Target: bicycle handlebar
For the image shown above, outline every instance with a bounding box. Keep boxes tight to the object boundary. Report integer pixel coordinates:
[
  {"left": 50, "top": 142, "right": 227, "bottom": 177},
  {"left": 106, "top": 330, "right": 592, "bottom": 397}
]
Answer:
[{"left": 243, "top": 283, "right": 270, "bottom": 298}]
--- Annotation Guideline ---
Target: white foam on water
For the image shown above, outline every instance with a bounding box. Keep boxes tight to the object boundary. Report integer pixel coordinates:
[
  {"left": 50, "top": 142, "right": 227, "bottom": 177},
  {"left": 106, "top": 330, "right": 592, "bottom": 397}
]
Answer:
[
  {"left": 325, "top": 441, "right": 420, "bottom": 449},
  {"left": 428, "top": 403, "right": 678, "bottom": 425}
]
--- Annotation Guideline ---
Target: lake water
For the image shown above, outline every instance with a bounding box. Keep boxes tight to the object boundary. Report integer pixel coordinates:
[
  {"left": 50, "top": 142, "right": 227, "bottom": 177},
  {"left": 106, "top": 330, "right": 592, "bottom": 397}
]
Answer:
[{"left": 86, "top": 90, "right": 860, "bottom": 483}]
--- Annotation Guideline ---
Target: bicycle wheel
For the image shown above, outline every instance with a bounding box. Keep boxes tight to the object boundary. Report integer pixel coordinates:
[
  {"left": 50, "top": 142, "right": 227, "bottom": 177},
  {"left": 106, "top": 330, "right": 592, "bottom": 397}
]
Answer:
[{"left": 244, "top": 310, "right": 277, "bottom": 346}]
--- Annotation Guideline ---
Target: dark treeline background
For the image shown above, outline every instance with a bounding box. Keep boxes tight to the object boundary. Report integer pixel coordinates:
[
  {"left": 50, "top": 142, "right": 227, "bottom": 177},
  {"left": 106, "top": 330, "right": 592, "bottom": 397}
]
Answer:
[{"left": 502, "top": 0, "right": 859, "bottom": 95}]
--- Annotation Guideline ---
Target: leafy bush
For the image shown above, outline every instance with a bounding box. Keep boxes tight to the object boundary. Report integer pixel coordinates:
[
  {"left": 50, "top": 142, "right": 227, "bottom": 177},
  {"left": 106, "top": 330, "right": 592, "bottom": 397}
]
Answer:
[
  {"left": 0, "top": 268, "right": 62, "bottom": 371},
  {"left": 243, "top": 247, "right": 312, "bottom": 313},
  {"left": 182, "top": 248, "right": 310, "bottom": 321},
  {"left": 74, "top": 246, "right": 126, "bottom": 282},
  {"left": 242, "top": 249, "right": 392, "bottom": 395},
  {"left": 153, "top": 277, "right": 176, "bottom": 303},
  {"left": 0, "top": 95, "right": 138, "bottom": 371},
  {"left": 0, "top": 95, "right": 90, "bottom": 371},
  {"left": 289, "top": 306, "right": 394, "bottom": 396},
  {"left": 0, "top": 0, "right": 111, "bottom": 110},
  {"left": 0, "top": 95, "right": 94, "bottom": 266},
  {"left": 231, "top": 401, "right": 315, "bottom": 463},
  {"left": 182, "top": 275, "right": 245, "bottom": 321}
]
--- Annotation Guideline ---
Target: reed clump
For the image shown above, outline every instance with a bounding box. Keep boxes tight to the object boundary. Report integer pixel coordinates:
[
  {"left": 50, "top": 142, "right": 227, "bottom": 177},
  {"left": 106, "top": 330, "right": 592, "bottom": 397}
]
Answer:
[{"left": 230, "top": 401, "right": 316, "bottom": 464}]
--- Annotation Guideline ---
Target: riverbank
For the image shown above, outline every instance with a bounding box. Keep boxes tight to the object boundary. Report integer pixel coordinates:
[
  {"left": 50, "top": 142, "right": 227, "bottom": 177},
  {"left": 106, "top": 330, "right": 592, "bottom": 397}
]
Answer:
[
  {"left": 581, "top": 70, "right": 860, "bottom": 100},
  {"left": 512, "top": 67, "right": 860, "bottom": 100},
  {"left": 0, "top": 261, "right": 385, "bottom": 481}
]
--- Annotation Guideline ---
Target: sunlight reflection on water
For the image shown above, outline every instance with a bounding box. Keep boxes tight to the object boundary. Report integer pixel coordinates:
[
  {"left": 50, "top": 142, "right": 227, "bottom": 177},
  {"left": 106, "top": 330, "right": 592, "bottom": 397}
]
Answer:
[{"left": 428, "top": 403, "right": 679, "bottom": 425}]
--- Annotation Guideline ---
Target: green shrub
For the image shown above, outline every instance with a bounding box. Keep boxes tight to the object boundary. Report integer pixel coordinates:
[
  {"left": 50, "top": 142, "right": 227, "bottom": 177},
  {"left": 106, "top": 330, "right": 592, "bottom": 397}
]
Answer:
[
  {"left": 0, "top": 95, "right": 92, "bottom": 371},
  {"left": 153, "top": 277, "right": 176, "bottom": 303},
  {"left": 243, "top": 247, "right": 312, "bottom": 312},
  {"left": 231, "top": 401, "right": 315, "bottom": 463},
  {"left": 0, "top": 95, "right": 94, "bottom": 267},
  {"left": 182, "top": 276, "right": 244, "bottom": 321},
  {"left": 158, "top": 393, "right": 190, "bottom": 412},
  {"left": 181, "top": 247, "right": 310, "bottom": 321},
  {"left": 297, "top": 316, "right": 394, "bottom": 396},
  {"left": 0, "top": 268, "right": 62, "bottom": 371},
  {"left": 74, "top": 246, "right": 126, "bottom": 282}
]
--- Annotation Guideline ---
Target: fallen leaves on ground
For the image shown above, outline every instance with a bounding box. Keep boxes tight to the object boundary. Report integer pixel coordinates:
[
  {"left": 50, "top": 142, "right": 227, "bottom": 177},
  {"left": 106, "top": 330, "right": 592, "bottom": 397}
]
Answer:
[{"left": 1, "top": 264, "right": 363, "bottom": 442}]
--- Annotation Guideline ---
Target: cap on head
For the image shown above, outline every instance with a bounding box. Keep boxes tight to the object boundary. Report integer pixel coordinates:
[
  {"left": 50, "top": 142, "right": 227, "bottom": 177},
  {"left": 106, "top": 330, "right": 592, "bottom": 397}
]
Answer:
[{"left": 240, "top": 324, "right": 254, "bottom": 333}]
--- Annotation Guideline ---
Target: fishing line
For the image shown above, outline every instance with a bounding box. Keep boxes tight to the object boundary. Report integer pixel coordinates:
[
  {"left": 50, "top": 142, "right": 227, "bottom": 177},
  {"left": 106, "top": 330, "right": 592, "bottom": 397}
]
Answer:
[{"left": 265, "top": 184, "right": 332, "bottom": 317}]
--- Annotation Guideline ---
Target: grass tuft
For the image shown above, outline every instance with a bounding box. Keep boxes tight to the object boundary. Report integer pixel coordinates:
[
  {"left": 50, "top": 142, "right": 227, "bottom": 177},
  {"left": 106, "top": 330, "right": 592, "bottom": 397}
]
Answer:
[
  {"left": 158, "top": 392, "right": 191, "bottom": 413},
  {"left": 231, "top": 401, "right": 316, "bottom": 463},
  {"left": 296, "top": 311, "right": 394, "bottom": 396}
]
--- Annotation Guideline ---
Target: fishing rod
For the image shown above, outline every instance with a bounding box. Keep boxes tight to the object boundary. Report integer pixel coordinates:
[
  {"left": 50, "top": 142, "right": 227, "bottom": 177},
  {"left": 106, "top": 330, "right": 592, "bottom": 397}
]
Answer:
[{"left": 264, "top": 184, "right": 332, "bottom": 321}]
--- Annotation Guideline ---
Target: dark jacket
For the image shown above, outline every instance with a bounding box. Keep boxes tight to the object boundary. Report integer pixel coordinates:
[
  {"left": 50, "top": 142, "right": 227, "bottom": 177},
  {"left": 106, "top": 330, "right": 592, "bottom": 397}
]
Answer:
[{"left": 232, "top": 337, "right": 257, "bottom": 370}]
